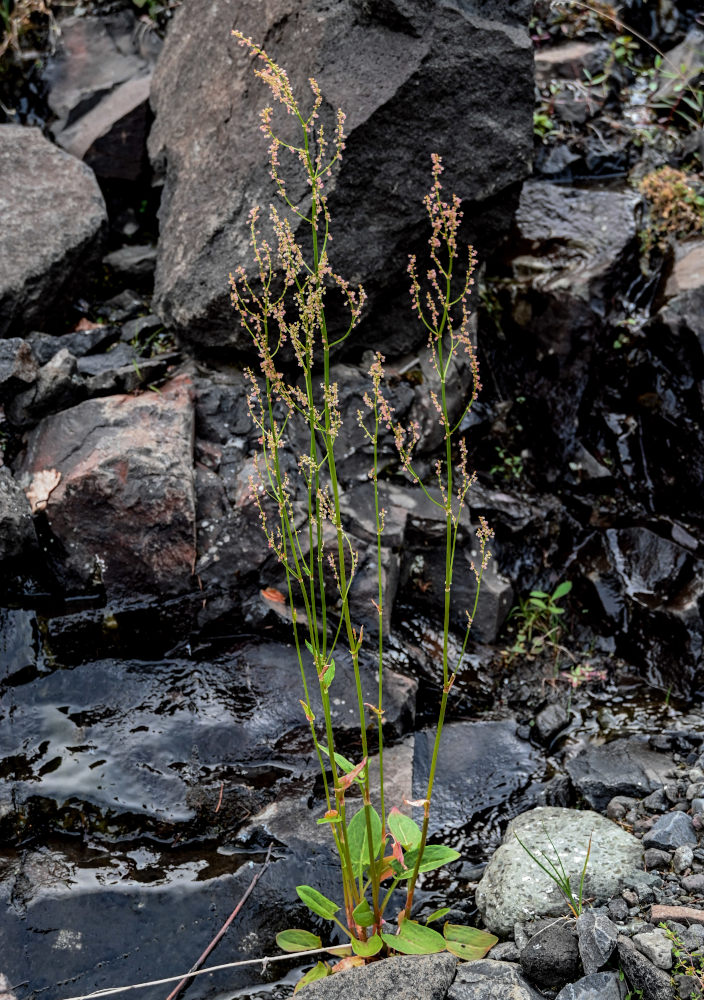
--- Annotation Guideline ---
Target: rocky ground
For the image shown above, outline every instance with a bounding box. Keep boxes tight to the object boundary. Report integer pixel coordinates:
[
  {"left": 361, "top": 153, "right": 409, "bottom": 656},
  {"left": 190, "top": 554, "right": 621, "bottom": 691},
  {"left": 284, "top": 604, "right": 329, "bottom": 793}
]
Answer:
[{"left": 1, "top": 0, "right": 704, "bottom": 998}]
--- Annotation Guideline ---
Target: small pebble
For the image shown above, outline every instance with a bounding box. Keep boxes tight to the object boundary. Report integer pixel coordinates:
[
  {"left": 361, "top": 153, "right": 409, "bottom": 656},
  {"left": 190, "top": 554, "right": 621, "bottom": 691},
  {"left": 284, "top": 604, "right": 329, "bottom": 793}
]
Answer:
[{"left": 674, "top": 845, "right": 695, "bottom": 875}]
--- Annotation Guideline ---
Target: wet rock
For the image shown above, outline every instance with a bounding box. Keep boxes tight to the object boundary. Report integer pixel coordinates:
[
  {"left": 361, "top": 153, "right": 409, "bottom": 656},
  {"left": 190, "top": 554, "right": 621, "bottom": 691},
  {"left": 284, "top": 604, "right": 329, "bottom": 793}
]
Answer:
[
  {"left": 476, "top": 807, "right": 643, "bottom": 937},
  {"left": 519, "top": 919, "right": 580, "bottom": 988},
  {"left": 0, "top": 126, "right": 107, "bottom": 337},
  {"left": 7, "top": 349, "right": 84, "bottom": 428},
  {"left": 305, "top": 954, "right": 457, "bottom": 1000},
  {"left": 0, "top": 639, "right": 414, "bottom": 842},
  {"left": 0, "top": 339, "right": 38, "bottom": 403},
  {"left": 576, "top": 911, "right": 618, "bottom": 975},
  {"left": 618, "top": 934, "right": 673, "bottom": 1000},
  {"left": 0, "top": 843, "right": 341, "bottom": 1000},
  {"left": 96, "top": 289, "right": 145, "bottom": 323},
  {"left": 555, "top": 972, "right": 626, "bottom": 1000},
  {"left": 447, "top": 959, "right": 545, "bottom": 1000},
  {"left": 148, "top": 0, "right": 533, "bottom": 355},
  {"left": 565, "top": 737, "right": 674, "bottom": 811},
  {"left": 534, "top": 703, "right": 569, "bottom": 744},
  {"left": 643, "top": 811, "right": 698, "bottom": 850},
  {"left": 634, "top": 928, "right": 673, "bottom": 970},
  {"left": 16, "top": 376, "right": 196, "bottom": 598},
  {"left": 0, "top": 468, "right": 35, "bottom": 563},
  {"left": 413, "top": 721, "right": 544, "bottom": 841}
]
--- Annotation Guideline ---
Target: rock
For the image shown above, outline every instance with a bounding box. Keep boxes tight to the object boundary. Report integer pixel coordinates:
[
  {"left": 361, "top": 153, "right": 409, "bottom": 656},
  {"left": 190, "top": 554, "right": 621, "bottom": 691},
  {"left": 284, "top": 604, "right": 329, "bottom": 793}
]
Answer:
[
  {"left": 652, "top": 27, "right": 704, "bottom": 108},
  {"left": 576, "top": 911, "right": 618, "bottom": 975},
  {"left": 534, "top": 703, "right": 569, "bottom": 744},
  {"left": 651, "top": 904, "right": 704, "bottom": 926},
  {"left": 103, "top": 244, "right": 158, "bottom": 286},
  {"left": 644, "top": 849, "right": 673, "bottom": 871},
  {"left": 448, "top": 959, "right": 545, "bottom": 1000},
  {"left": 633, "top": 928, "right": 673, "bottom": 970},
  {"left": 682, "top": 874, "right": 704, "bottom": 893},
  {"left": 643, "top": 788, "right": 670, "bottom": 813},
  {"left": 535, "top": 41, "right": 608, "bottom": 86},
  {"left": 555, "top": 972, "right": 626, "bottom": 1000},
  {"left": 608, "top": 898, "right": 629, "bottom": 923},
  {"left": 519, "top": 918, "right": 580, "bottom": 988},
  {"left": 674, "top": 845, "right": 695, "bottom": 875},
  {"left": 618, "top": 934, "right": 673, "bottom": 1000},
  {"left": 26, "top": 325, "right": 120, "bottom": 366},
  {"left": 7, "top": 349, "right": 84, "bottom": 428},
  {"left": 0, "top": 974, "right": 16, "bottom": 1000},
  {"left": 304, "top": 954, "right": 457, "bottom": 1000},
  {"left": 43, "top": 11, "right": 155, "bottom": 133},
  {"left": 565, "top": 737, "right": 674, "bottom": 811},
  {"left": 643, "top": 812, "right": 698, "bottom": 850},
  {"left": 0, "top": 467, "right": 35, "bottom": 564},
  {"left": 665, "top": 240, "right": 704, "bottom": 298},
  {"left": 57, "top": 75, "right": 152, "bottom": 183},
  {"left": 413, "top": 721, "right": 544, "bottom": 841},
  {"left": 148, "top": 0, "right": 533, "bottom": 355},
  {"left": 476, "top": 807, "right": 644, "bottom": 937},
  {"left": 0, "top": 126, "right": 107, "bottom": 337},
  {"left": 0, "top": 339, "right": 38, "bottom": 403},
  {"left": 96, "top": 289, "right": 145, "bottom": 323},
  {"left": 0, "top": 639, "right": 415, "bottom": 841},
  {"left": 15, "top": 376, "right": 196, "bottom": 598},
  {"left": 607, "top": 796, "right": 641, "bottom": 821}
]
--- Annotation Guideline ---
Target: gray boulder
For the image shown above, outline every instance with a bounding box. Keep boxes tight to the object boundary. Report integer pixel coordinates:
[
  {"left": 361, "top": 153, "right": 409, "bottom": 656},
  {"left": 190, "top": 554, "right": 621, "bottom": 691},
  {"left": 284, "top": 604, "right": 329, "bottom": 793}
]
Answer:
[
  {"left": 148, "top": 0, "right": 533, "bottom": 355},
  {"left": 475, "top": 807, "right": 643, "bottom": 937},
  {"left": 304, "top": 953, "right": 457, "bottom": 1000},
  {"left": 448, "top": 959, "right": 544, "bottom": 1000},
  {"left": 555, "top": 972, "right": 626, "bottom": 1000},
  {"left": 0, "top": 126, "right": 107, "bottom": 337}
]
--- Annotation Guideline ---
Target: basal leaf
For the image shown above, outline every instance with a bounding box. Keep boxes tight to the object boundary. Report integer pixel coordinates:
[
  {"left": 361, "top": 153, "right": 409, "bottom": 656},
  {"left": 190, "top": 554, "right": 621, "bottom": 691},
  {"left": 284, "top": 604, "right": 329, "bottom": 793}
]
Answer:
[
  {"left": 296, "top": 885, "right": 339, "bottom": 920},
  {"left": 443, "top": 922, "right": 498, "bottom": 960},
  {"left": 276, "top": 929, "right": 322, "bottom": 953},
  {"left": 552, "top": 580, "right": 572, "bottom": 600},
  {"left": 425, "top": 906, "right": 451, "bottom": 925},
  {"left": 394, "top": 844, "right": 461, "bottom": 878},
  {"left": 352, "top": 897, "right": 374, "bottom": 928},
  {"left": 388, "top": 809, "right": 422, "bottom": 849},
  {"left": 381, "top": 920, "right": 446, "bottom": 955},
  {"left": 347, "top": 806, "right": 383, "bottom": 878},
  {"left": 351, "top": 933, "right": 384, "bottom": 957},
  {"left": 293, "top": 962, "right": 329, "bottom": 994}
]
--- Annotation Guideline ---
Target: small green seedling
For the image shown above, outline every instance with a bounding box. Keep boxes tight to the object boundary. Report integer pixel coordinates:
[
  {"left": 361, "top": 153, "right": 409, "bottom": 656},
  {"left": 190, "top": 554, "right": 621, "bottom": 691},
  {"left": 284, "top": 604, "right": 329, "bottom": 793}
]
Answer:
[
  {"left": 506, "top": 580, "right": 572, "bottom": 662},
  {"left": 515, "top": 825, "right": 592, "bottom": 919}
]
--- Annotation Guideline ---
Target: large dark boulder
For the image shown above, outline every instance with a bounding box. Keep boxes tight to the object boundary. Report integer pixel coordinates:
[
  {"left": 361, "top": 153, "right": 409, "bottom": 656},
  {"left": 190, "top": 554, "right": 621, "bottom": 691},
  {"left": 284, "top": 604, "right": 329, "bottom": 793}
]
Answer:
[
  {"left": 0, "top": 126, "right": 107, "bottom": 337},
  {"left": 148, "top": 0, "right": 534, "bottom": 357},
  {"left": 15, "top": 376, "right": 196, "bottom": 598}
]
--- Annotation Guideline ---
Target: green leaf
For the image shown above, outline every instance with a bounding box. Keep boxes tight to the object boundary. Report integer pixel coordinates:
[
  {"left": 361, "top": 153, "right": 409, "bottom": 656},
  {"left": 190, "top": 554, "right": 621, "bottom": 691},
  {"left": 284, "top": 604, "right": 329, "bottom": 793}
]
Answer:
[
  {"left": 347, "top": 807, "right": 383, "bottom": 878},
  {"left": 394, "top": 844, "right": 461, "bottom": 878},
  {"left": 351, "top": 933, "right": 384, "bottom": 957},
  {"left": 276, "top": 929, "right": 322, "bottom": 953},
  {"left": 529, "top": 590, "right": 549, "bottom": 599},
  {"left": 388, "top": 810, "right": 422, "bottom": 849},
  {"left": 381, "top": 920, "right": 446, "bottom": 955},
  {"left": 551, "top": 580, "right": 572, "bottom": 601},
  {"left": 321, "top": 657, "right": 335, "bottom": 691},
  {"left": 352, "top": 898, "right": 375, "bottom": 928},
  {"left": 293, "top": 962, "right": 329, "bottom": 993},
  {"left": 296, "top": 885, "right": 339, "bottom": 920},
  {"left": 318, "top": 744, "right": 364, "bottom": 784},
  {"left": 443, "top": 923, "right": 498, "bottom": 960},
  {"left": 425, "top": 907, "right": 451, "bottom": 925}
]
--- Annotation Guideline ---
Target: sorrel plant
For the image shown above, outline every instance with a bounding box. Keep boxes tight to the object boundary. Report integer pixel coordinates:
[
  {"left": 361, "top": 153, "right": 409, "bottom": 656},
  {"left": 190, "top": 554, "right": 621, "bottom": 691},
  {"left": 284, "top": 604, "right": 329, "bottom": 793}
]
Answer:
[{"left": 229, "top": 34, "right": 496, "bottom": 984}]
